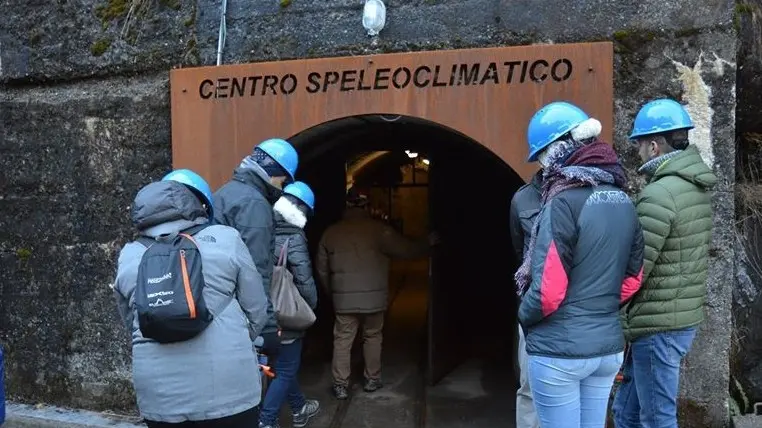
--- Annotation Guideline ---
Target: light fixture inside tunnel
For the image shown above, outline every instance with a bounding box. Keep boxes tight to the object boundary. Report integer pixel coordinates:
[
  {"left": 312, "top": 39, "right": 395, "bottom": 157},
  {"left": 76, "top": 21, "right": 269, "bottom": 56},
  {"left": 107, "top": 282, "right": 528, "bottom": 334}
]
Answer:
[
  {"left": 362, "top": 0, "right": 386, "bottom": 36},
  {"left": 422, "top": 158, "right": 430, "bottom": 165},
  {"left": 405, "top": 150, "right": 418, "bottom": 158}
]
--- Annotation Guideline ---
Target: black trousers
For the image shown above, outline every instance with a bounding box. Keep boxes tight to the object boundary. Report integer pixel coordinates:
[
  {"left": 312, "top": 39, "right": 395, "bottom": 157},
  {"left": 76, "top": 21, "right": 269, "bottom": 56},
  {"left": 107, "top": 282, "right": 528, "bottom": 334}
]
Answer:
[{"left": 144, "top": 406, "right": 259, "bottom": 428}]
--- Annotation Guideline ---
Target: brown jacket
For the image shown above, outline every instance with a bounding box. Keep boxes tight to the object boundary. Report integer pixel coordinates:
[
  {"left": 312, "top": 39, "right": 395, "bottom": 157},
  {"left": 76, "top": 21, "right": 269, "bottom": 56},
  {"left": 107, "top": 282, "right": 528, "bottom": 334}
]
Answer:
[{"left": 316, "top": 208, "right": 429, "bottom": 313}]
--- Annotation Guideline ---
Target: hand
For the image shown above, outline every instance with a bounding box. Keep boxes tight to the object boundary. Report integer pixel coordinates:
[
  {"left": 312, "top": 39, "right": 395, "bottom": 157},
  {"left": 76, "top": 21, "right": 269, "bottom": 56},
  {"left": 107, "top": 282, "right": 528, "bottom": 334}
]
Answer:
[
  {"left": 428, "top": 231, "right": 442, "bottom": 246},
  {"left": 260, "top": 331, "right": 281, "bottom": 360}
]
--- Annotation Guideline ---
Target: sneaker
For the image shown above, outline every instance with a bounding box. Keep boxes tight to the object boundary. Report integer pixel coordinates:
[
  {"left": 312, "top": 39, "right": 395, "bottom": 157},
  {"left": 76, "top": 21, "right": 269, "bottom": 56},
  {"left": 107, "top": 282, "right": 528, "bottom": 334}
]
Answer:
[
  {"left": 332, "top": 383, "right": 349, "bottom": 400},
  {"left": 363, "top": 378, "right": 383, "bottom": 392},
  {"left": 293, "top": 399, "right": 320, "bottom": 427}
]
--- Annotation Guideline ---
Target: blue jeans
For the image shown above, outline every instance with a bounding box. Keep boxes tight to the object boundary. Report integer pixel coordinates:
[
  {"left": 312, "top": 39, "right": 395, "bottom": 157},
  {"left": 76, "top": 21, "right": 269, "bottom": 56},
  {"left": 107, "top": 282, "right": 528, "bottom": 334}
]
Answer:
[
  {"left": 260, "top": 339, "right": 307, "bottom": 425},
  {"left": 612, "top": 327, "right": 697, "bottom": 428},
  {"left": 528, "top": 353, "right": 624, "bottom": 428}
]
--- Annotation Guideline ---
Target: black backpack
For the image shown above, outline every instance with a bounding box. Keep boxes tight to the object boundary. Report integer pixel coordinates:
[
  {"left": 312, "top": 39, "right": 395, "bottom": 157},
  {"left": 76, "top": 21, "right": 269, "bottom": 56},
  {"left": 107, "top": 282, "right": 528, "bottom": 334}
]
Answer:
[{"left": 134, "top": 224, "right": 213, "bottom": 344}]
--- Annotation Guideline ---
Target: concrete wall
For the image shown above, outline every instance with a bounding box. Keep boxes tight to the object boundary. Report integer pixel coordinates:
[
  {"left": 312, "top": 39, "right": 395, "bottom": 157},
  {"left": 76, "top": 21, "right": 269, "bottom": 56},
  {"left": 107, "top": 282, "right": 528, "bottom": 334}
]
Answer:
[{"left": 0, "top": 0, "right": 738, "bottom": 426}]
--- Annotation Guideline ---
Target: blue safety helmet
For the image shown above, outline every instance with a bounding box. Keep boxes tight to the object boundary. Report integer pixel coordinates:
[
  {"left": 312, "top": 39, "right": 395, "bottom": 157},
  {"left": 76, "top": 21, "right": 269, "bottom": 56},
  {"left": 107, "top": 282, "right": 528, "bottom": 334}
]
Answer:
[
  {"left": 162, "top": 169, "right": 214, "bottom": 219},
  {"left": 257, "top": 138, "right": 299, "bottom": 183},
  {"left": 283, "top": 181, "right": 315, "bottom": 211},
  {"left": 629, "top": 99, "right": 694, "bottom": 140},
  {"left": 526, "top": 101, "right": 590, "bottom": 162}
]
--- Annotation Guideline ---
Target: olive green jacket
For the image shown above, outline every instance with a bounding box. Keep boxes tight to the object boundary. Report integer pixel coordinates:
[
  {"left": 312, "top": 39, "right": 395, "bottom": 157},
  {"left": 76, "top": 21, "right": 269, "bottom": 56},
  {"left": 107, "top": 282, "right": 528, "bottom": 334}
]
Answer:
[{"left": 621, "top": 145, "right": 717, "bottom": 341}]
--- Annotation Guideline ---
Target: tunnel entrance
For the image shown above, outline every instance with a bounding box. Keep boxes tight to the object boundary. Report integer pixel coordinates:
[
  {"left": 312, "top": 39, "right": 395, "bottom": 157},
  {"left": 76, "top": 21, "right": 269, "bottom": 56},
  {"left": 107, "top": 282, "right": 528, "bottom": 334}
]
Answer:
[
  {"left": 168, "top": 42, "right": 614, "bottom": 427},
  {"left": 289, "top": 115, "right": 524, "bottom": 427}
]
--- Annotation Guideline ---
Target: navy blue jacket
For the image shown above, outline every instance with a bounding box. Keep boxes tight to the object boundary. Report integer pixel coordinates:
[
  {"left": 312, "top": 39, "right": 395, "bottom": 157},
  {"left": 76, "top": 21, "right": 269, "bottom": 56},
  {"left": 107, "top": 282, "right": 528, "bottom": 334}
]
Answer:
[{"left": 518, "top": 184, "right": 645, "bottom": 358}]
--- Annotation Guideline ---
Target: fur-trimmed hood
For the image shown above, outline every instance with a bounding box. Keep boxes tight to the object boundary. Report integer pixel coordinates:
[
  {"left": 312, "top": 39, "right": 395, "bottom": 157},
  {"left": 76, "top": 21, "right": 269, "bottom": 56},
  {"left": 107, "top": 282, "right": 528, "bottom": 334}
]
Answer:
[{"left": 274, "top": 197, "right": 307, "bottom": 229}]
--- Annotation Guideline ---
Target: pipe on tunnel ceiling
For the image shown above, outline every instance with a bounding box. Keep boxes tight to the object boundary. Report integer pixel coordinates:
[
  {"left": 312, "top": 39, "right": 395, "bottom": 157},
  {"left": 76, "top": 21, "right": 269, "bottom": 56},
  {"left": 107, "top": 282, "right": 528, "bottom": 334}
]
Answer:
[{"left": 296, "top": 116, "right": 476, "bottom": 165}]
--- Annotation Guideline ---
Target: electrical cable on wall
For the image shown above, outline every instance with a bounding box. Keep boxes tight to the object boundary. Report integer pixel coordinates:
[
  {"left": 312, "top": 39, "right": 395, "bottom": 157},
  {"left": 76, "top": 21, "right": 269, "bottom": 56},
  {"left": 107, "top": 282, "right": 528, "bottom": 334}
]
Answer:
[{"left": 216, "top": 0, "right": 228, "bottom": 66}]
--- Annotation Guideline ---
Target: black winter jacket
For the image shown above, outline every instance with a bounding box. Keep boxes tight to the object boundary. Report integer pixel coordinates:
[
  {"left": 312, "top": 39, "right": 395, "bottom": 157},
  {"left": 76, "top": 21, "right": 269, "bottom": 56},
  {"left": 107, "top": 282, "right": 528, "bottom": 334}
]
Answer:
[
  {"left": 272, "top": 197, "right": 319, "bottom": 341},
  {"left": 213, "top": 166, "right": 282, "bottom": 334},
  {"left": 510, "top": 171, "right": 543, "bottom": 260},
  {"left": 518, "top": 184, "right": 645, "bottom": 359}
]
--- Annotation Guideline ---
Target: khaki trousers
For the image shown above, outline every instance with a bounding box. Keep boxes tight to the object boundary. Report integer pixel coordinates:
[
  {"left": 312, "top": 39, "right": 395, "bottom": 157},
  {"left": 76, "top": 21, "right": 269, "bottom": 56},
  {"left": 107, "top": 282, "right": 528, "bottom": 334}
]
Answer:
[{"left": 331, "top": 312, "right": 385, "bottom": 386}]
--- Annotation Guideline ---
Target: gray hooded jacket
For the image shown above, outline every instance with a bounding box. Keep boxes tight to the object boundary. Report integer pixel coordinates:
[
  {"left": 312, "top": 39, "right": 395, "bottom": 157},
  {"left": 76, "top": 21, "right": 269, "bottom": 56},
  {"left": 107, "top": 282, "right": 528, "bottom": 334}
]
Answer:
[{"left": 113, "top": 181, "right": 269, "bottom": 423}]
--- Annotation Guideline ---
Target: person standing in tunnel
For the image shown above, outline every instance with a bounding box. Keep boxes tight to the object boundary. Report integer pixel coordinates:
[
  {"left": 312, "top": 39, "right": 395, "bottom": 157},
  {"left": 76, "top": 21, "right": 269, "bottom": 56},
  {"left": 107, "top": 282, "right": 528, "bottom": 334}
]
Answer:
[
  {"left": 113, "top": 169, "right": 269, "bottom": 427},
  {"left": 260, "top": 181, "right": 320, "bottom": 428},
  {"left": 213, "top": 138, "right": 299, "bottom": 363},
  {"left": 316, "top": 188, "right": 436, "bottom": 400},
  {"left": 516, "top": 102, "right": 645, "bottom": 428},
  {"left": 509, "top": 139, "right": 544, "bottom": 428},
  {"left": 613, "top": 99, "right": 717, "bottom": 428}
]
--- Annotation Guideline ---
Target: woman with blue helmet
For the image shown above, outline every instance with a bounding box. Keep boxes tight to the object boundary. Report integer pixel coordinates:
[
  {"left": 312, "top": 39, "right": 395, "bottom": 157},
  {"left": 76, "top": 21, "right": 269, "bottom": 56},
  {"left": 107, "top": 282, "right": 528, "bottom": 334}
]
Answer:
[
  {"left": 516, "top": 102, "right": 645, "bottom": 428},
  {"left": 259, "top": 181, "right": 320, "bottom": 428},
  {"left": 113, "top": 168, "right": 271, "bottom": 428},
  {"left": 162, "top": 169, "right": 215, "bottom": 219}
]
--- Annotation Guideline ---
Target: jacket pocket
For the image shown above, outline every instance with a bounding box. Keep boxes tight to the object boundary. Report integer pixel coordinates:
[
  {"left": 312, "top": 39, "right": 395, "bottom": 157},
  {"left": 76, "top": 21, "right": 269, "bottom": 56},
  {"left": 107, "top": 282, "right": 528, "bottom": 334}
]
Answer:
[
  {"left": 518, "top": 209, "right": 540, "bottom": 236},
  {"left": 518, "top": 209, "right": 540, "bottom": 225}
]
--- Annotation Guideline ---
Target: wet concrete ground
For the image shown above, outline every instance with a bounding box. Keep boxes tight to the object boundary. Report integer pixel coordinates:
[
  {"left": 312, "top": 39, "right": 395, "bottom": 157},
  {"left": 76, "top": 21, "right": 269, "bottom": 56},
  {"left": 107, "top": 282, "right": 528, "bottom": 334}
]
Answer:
[{"left": 274, "top": 262, "right": 517, "bottom": 428}]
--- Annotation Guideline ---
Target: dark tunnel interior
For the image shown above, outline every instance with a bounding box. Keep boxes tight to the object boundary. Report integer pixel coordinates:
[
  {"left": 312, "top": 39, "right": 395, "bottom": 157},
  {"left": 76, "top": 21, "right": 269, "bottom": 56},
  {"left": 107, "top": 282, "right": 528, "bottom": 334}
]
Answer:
[{"left": 289, "top": 115, "right": 526, "bottom": 385}]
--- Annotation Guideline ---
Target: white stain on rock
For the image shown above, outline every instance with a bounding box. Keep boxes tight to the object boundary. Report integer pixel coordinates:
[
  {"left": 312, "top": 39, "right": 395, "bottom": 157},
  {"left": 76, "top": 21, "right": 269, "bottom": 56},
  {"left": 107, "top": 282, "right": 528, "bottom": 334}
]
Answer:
[
  {"left": 669, "top": 53, "right": 736, "bottom": 168},
  {"left": 670, "top": 53, "right": 714, "bottom": 166}
]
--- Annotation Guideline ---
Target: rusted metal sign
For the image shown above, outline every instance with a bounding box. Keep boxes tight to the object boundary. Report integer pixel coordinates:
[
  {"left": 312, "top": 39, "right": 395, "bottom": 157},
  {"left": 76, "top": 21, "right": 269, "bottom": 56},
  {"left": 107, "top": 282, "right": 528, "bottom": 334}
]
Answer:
[{"left": 170, "top": 42, "right": 613, "bottom": 188}]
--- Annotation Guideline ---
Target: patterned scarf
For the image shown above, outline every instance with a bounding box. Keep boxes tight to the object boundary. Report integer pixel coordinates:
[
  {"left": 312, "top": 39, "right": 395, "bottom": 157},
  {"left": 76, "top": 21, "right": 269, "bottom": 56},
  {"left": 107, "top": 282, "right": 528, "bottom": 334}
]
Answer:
[
  {"left": 515, "top": 140, "right": 627, "bottom": 297},
  {"left": 637, "top": 150, "right": 683, "bottom": 177}
]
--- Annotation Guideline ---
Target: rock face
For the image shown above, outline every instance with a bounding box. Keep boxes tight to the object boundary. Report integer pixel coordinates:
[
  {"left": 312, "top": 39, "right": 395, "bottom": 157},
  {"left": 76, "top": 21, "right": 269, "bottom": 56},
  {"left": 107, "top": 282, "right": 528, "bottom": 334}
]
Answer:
[
  {"left": 0, "top": 0, "right": 739, "bottom": 426},
  {"left": 734, "top": 0, "right": 762, "bottom": 412}
]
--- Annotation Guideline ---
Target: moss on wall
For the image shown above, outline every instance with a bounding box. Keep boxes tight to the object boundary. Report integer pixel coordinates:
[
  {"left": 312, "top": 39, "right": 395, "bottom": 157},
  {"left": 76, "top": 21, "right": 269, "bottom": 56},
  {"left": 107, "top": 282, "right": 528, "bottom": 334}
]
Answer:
[
  {"left": 612, "top": 28, "right": 658, "bottom": 54},
  {"left": 90, "top": 38, "right": 112, "bottom": 56},
  {"left": 15, "top": 248, "right": 32, "bottom": 261}
]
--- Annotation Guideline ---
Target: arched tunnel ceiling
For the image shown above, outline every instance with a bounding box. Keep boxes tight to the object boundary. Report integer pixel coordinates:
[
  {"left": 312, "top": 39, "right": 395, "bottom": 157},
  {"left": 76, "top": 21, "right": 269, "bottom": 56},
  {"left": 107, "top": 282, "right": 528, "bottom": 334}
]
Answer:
[
  {"left": 347, "top": 150, "right": 430, "bottom": 190},
  {"left": 290, "top": 115, "right": 450, "bottom": 163}
]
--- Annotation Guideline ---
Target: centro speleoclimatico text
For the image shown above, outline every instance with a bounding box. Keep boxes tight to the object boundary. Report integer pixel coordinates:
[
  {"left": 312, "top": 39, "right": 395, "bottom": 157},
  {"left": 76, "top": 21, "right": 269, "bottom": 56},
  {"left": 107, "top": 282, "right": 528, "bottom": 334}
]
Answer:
[{"left": 197, "top": 58, "right": 574, "bottom": 99}]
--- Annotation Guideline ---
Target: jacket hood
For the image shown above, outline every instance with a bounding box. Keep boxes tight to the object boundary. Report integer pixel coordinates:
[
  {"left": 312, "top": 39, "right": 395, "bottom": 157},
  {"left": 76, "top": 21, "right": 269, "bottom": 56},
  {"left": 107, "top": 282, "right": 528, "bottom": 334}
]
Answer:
[
  {"left": 274, "top": 197, "right": 307, "bottom": 229},
  {"left": 651, "top": 145, "right": 718, "bottom": 190},
  {"left": 232, "top": 164, "right": 282, "bottom": 205},
  {"left": 131, "top": 181, "right": 208, "bottom": 237}
]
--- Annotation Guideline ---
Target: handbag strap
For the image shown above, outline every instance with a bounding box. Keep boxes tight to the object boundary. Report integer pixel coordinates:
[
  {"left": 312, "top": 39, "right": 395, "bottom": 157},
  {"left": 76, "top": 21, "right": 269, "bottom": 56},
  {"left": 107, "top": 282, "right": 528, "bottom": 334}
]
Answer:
[{"left": 277, "top": 238, "right": 291, "bottom": 267}]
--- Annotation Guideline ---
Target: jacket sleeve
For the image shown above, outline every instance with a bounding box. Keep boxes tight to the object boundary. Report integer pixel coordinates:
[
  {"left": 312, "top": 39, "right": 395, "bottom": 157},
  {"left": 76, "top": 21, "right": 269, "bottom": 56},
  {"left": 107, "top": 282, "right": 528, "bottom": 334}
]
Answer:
[
  {"left": 287, "top": 232, "right": 319, "bottom": 309},
  {"left": 113, "top": 244, "right": 140, "bottom": 333},
  {"left": 518, "top": 198, "right": 576, "bottom": 328},
  {"left": 379, "top": 225, "right": 429, "bottom": 259},
  {"left": 315, "top": 233, "right": 331, "bottom": 293},
  {"left": 234, "top": 234, "right": 269, "bottom": 339},
  {"left": 621, "top": 220, "right": 645, "bottom": 303},
  {"left": 233, "top": 199, "right": 278, "bottom": 331},
  {"left": 636, "top": 183, "right": 676, "bottom": 282},
  {"left": 113, "top": 289, "right": 132, "bottom": 332},
  {"left": 509, "top": 194, "right": 524, "bottom": 260}
]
